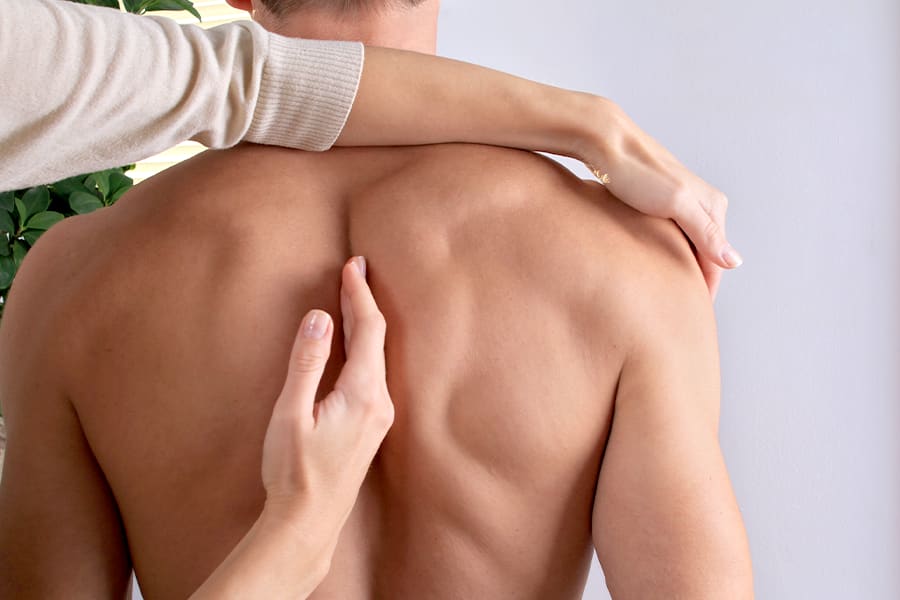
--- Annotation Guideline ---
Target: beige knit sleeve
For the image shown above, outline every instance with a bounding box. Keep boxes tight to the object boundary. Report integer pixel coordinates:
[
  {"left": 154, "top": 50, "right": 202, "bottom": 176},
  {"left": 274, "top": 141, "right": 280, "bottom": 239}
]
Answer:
[{"left": 0, "top": 0, "right": 363, "bottom": 190}]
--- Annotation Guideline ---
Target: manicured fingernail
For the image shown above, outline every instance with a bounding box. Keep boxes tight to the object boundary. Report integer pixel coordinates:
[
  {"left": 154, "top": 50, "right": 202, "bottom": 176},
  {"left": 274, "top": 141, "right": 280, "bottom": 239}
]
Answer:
[
  {"left": 355, "top": 256, "right": 367, "bottom": 277},
  {"left": 302, "top": 310, "right": 329, "bottom": 339},
  {"left": 722, "top": 245, "right": 744, "bottom": 268}
]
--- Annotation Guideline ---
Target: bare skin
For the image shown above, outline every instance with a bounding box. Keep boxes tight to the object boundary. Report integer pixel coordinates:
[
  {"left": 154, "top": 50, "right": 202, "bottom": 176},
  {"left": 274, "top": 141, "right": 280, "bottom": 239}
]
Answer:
[{"left": 0, "top": 141, "right": 752, "bottom": 599}]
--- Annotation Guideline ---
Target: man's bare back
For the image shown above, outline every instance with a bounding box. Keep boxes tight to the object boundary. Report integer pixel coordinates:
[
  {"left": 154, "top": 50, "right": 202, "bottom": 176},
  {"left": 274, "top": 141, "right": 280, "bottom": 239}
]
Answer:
[{"left": 0, "top": 143, "right": 752, "bottom": 598}]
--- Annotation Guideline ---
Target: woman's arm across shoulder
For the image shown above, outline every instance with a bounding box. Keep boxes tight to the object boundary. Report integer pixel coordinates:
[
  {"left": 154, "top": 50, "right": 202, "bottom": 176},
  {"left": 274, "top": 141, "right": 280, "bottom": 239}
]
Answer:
[{"left": 342, "top": 47, "right": 742, "bottom": 296}]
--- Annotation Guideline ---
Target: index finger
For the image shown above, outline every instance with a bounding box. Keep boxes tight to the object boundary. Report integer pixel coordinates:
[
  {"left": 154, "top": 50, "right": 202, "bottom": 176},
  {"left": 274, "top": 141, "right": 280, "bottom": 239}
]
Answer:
[{"left": 340, "top": 256, "right": 387, "bottom": 377}]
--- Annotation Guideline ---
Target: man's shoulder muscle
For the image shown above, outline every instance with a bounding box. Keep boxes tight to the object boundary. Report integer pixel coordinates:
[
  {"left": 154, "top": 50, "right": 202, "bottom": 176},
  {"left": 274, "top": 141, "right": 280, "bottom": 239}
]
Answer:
[{"left": 400, "top": 144, "right": 704, "bottom": 330}]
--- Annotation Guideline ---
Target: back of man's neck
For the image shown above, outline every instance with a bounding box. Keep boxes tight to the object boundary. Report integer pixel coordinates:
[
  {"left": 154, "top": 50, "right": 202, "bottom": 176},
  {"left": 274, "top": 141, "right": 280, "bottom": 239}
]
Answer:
[{"left": 257, "top": 5, "right": 439, "bottom": 54}]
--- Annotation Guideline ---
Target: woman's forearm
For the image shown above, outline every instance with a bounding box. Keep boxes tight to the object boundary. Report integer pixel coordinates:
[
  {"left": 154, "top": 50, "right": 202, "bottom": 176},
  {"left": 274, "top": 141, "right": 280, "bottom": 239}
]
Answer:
[
  {"left": 1, "top": 1, "right": 611, "bottom": 191},
  {"left": 190, "top": 505, "right": 338, "bottom": 600},
  {"left": 338, "top": 46, "right": 611, "bottom": 165},
  {"left": 0, "top": 0, "right": 362, "bottom": 190}
]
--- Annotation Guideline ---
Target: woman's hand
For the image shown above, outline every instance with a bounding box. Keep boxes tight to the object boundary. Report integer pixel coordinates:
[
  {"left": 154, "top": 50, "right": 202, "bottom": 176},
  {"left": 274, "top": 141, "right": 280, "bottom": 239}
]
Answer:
[
  {"left": 191, "top": 256, "right": 393, "bottom": 600},
  {"left": 262, "top": 255, "right": 394, "bottom": 525},
  {"left": 581, "top": 98, "right": 741, "bottom": 300}
]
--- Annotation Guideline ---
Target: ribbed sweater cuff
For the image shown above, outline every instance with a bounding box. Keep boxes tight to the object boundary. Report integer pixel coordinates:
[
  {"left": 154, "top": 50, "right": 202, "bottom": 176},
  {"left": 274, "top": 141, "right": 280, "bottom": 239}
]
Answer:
[{"left": 247, "top": 35, "right": 364, "bottom": 151}]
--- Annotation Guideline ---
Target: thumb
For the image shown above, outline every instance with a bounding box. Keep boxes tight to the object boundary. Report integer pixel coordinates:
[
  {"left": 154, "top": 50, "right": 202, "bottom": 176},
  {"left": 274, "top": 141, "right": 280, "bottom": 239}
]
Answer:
[
  {"left": 277, "top": 309, "right": 334, "bottom": 418},
  {"left": 676, "top": 202, "right": 743, "bottom": 269}
]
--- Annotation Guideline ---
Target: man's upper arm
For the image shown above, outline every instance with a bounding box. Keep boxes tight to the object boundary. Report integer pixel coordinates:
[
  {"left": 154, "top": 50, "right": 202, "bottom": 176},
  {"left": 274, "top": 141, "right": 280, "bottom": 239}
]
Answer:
[
  {"left": 0, "top": 223, "right": 131, "bottom": 599},
  {"left": 590, "top": 225, "right": 753, "bottom": 599}
]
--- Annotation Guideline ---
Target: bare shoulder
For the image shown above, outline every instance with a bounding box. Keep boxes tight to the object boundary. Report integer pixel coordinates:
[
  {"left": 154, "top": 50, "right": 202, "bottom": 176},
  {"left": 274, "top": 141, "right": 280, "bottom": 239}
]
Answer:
[
  {"left": 406, "top": 143, "right": 708, "bottom": 312},
  {"left": 0, "top": 213, "right": 93, "bottom": 349},
  {"left": 2, "top": 208, "right": 108, "bottom": 314},
  {"left": 416, "top": 143, "right": 698, "bottom": 261},
  {"left": 0, "top": 207, "right": 121, "bottom": 398}
]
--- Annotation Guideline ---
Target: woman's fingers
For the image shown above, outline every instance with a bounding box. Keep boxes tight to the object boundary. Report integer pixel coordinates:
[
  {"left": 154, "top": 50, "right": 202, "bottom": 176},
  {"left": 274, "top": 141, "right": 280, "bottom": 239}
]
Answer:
[
  {"left": 276, "top": 309, "right": 334, "bottom": 419},
  {"left": 340, "top": 256, "right": 387, "bottom": 376},
  {"left": 673, "top": 193, "right": 742, "bottom": 271},
  {"left": 584, "top": 99, "right": 742, "bottom": 298}
]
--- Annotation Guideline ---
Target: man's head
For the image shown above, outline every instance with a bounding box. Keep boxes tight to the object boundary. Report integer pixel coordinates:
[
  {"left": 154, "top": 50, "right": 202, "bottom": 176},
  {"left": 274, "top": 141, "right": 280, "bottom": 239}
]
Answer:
[{"left": 225, "top": 0, "right": 439, "bottom": 54}]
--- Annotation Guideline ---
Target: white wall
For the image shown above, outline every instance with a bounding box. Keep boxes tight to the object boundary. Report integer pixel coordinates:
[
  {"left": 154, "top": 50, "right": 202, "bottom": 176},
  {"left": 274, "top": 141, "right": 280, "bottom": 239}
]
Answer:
[{"left": 438, "top": 1, "right": 900, "bottom": 598}]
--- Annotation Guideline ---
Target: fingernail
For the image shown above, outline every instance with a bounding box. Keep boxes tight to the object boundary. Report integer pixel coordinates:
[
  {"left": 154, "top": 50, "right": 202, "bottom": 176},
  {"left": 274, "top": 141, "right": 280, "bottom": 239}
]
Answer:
[
  {"left": 721, "top": 245, "right": 743, "bottom": 268},
  {"left": 302, "top": 310, "right": 329, "bottom": 339},
  {"left": 354, "top": 256, "right": 367, "bottom": 278}
]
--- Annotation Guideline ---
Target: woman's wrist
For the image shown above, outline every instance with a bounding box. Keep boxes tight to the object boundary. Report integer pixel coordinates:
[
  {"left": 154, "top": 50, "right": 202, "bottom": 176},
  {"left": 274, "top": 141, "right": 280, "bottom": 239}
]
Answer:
[
  {"left": 516, "top": 83, "right": 598, "bottom": 162},
  {"left": 259, "top": 503, "right": 336, "bottom": 578},
  {"left": 189, "top": 500, "right": 337, "bottom": 599},
  {"left": 568, "top": 93, "right": 624, "bottom": 171},
  {"left": 260, "top": 496, "right": 343, "bottom": 566},
  {"left": 261, "top": 496, "right": 340, "bottom": 543}
]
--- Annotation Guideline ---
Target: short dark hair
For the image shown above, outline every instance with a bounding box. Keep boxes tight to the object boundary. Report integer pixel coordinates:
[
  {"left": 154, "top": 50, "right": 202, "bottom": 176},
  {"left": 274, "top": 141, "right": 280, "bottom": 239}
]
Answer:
[{"left": 260, "top": 0, "right": 426, "bottom": 17}]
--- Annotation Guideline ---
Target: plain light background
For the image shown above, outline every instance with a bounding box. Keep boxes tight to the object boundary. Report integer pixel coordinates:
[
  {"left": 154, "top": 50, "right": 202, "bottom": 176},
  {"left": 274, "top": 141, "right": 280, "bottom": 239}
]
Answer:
[
  {"left": 436, "top": 0, "right": 900, "bottom": 598},
  {"left": 123, "top": 1, "right": 898, "bottom": 598}
]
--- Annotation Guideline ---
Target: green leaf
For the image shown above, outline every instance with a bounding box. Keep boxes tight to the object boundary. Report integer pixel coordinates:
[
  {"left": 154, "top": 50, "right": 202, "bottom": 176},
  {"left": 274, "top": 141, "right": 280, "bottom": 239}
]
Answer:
[
  {"left": 11, "top": 240, "right": 27, "bottom": 268},
  {"left": 0, "top": 191, "right": 14, "bottom": 213},
  {"left": 22, "top": 229, "right": 44, "bottom": 246},
  {"left": 0, "top": 210, "right": 14, "bottom": 235},
  {"left": 0, "top": 243, "right": 9, "bottom": 257},
  {"left": 85, "top": 172, "right": 110, "bottom": 200},
  {"left": 109, "top": 171, "right": 133, "bottom": 191},
  {"left": 0, "top": 256, "right": 16, "bottom": 290},
  {"left": 19, "top": 187, "right": 51, "bottom": 223},
  {"left": 122, "top": 0, "right": 141, "bottom": 12},
  {"left": 139, "top": 0, "right": 202, "bottom": 22},
  {"left": 69, "top": 0, "right": 121, "bottom": 8},
  {"left": 69, "top": 192, "right": 105, "bottom": 215},
  {"left": 108, "top": 171, "right": 133, "bottom": 204},
  {"left": 25, "top": 211, "right": 65, "bottom": 231},
  {"left": 52, "top": 176, "right": 90, "bottom": 198},
  {"left": 14, "top": 198, "right": 27, "bottom": 229}
]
